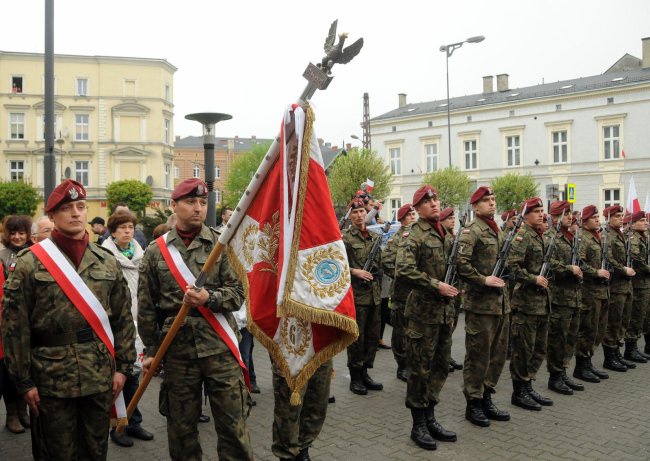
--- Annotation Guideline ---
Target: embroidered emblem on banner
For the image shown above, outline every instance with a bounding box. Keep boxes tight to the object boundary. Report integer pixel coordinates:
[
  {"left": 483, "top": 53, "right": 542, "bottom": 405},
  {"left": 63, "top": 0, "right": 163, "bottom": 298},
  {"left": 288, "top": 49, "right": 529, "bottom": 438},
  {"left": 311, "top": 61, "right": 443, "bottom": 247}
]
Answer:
[
  {"left": 259, "top": 211, "right": 280, "bottom": 274},
  {"left": 302, "top": 247, "right": 349, "bottom": 298},
  {"left": 242, "top": 225, "right": 258, "bottom": 267},
  {"left": 280, "top": 317, "right": 311, "bottom": 357}
]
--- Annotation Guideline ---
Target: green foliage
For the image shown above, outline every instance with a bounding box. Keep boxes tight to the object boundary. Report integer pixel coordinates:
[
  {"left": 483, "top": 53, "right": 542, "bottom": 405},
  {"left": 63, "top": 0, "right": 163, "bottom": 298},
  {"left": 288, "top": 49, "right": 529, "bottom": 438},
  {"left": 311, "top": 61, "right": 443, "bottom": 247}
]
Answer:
[
  {"left": 327, "top": 148, "right": 392, "bottom": 206},
  {"left": 140, "top": 208, "right": 172, "bottom": 241},
  {"left": 421, "top": 167, "right": 472, "bottom": 209},
  {"left": 105, "top": 180, "right": 153, "bottom": 216},
  {"left": 490, "top": 172, "right": 540, "bottom": 212},
  {"left": 223, "top": 142, "right": 270, "bottom": 207},
  {"left": 0, "top": 181, "right": 40, "bottom": 220}
]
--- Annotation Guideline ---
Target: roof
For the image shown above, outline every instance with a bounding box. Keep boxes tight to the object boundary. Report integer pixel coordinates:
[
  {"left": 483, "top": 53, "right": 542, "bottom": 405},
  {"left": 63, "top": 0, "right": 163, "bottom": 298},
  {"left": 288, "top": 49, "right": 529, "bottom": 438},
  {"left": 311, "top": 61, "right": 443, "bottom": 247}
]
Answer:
[
  {"left": 174, "top": 136, "right": 274, "bottom": 153},
  {"left": 372, "top": 67, "right": 650, "bottom": 123},
  {"left": 320, "top": 143, "right": 344, "bottom": 171}
]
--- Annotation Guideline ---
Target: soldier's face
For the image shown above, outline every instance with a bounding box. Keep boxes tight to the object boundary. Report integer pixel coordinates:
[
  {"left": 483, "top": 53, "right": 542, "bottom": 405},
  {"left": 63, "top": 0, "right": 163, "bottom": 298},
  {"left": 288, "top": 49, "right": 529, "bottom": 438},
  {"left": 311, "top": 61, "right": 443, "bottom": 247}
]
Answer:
[
  {"left": 400, "top": 210, "right": 417, "bottom": 226},
  {"left": 441, "top": 216, "right": 455, "bottom": 231},
  {"left": 475, "top": 195, "right": 496, "bottom": 217},
  {"left": 525, "top": 207, "right": 544, "bottom": 227},
  {"left": 560, "top": 212, "right": 572, "bottom": 228},
  {"left": 350, "top": 207, "right": 367, "bottom": 228},
  {"left": 50, "top": 200, "right": 88, "bottom": 238},
  {"left": 632, "top": 218, "right": 648, "bottom": 231},
  {"left": 415, "top": 197, "right": 440, "bottom": 220},
  {"left": 609, "top": 212, "right": 624, "bottom": 228},
  {"left": 172, "top": 197, "right": 208, "bottom": 230},
  {"left": 583, "top": 214, "right": 600, "bottom": 231},
  {"left": 222, "top": 209, "right": 233, "bottom": 224}
]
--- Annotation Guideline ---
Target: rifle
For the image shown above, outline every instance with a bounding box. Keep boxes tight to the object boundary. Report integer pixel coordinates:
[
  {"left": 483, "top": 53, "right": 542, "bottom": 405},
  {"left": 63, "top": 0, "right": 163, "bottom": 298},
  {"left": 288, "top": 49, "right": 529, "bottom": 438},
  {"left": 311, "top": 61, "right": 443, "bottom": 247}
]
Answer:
[
  {"left": 444, "top": 210, "right": 468, "bottom": 287},
  {"left": 571, "top": 214, "right": 582, "bottom": 266},
  {"left": 362, "top": 221, "right": 392, "bottom": 276},
  {"left": 540, "top": 211, "right": 564, "bottom": 279},
  {"left": 625, "top": 220, "right": 633, "bottom": 269},
  {"left": 601, "top": 214, "right": 611, "bottom": 272},
  {"left": 492, "top": 204, "right": 527, "bottom": 279},
  {"left": 647, "top": 231, "right": 650, "bottom": 266}
]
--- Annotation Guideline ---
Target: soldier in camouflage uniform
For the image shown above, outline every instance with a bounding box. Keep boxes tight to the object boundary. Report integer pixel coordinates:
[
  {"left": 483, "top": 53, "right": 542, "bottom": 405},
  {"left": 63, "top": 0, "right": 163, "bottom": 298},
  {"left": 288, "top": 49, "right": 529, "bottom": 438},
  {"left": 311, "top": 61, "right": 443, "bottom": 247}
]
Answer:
[
  {"left": 343, "top": 199, "right": 384, "bottom": 395},
  {"left": 138, "top": 178, "right": 252, "bottom": 461},
  {"left": 457, "top": 187, "right": 511, "bottom": 428},
  {"left": 396, "top": 185, "right": 458, "bottom": 451},
  {"left": 601, "top": 205, "right": 637, "bottom": 372},
  {"left": 1, "top": 179, "right": 136, "bottom": 460},
  {"left": 382, "top": 203, "right": 417, "bottom": 382},
  {"left": 544, "top": 201, "right": 585, "bottom": 396},
  {"left": 508, "top": 197, "right": 554, "bottom": 411},
  {"left": 573, "top": 205, "right": 611, "bottom": 383}
]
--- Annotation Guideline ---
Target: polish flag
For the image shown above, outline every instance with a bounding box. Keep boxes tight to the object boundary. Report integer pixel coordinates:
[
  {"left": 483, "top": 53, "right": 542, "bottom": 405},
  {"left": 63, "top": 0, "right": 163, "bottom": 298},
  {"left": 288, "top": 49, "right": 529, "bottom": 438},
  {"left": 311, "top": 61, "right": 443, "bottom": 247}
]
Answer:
[
  {"left": 365, "top": 178, "right": 375, "bottom": 193},
  {"left": 627, "top": 176, "right": 641, "bottom": 213},
  {"left": 644, "top": 190, "right": 650, "bottom": 213},
  {"left": 621, "top": 149, "right": 626, "bottom": 159}
]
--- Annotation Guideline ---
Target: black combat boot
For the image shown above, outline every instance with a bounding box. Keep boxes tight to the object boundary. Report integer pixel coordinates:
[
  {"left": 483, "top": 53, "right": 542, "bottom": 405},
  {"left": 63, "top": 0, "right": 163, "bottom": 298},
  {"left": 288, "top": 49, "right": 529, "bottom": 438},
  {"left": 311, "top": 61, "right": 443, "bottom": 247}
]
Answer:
[
  {"left": 482, "top": 388, "right": 510, "bottom": 421},
  {"left": 295, "top": 447, "right": 310, "bottom": 461},
  {"left": 450, "top": 357, "right": 463, "bottom": 370},
  {"left": 548, "top": 372, "right": 573, "bottom": 395},
  {"left": 573, "top": 357, "right": 600, "bottom": 383},
  {"left": 616, "top": 346, "right": 637, "bottom": 368},
  {"left": 360, "top": 366, "right": 383, "bottom": 391},
  {"left": 624, "top": 340, "right": 648, "bottom": 363},
  {"left": 587, "top": 357, "right": 609, "bottom": 379},
  {"left": 511, "top": 380, "right": 541, "bottom": 411},
  {"left": 396, "top": 367, "right": 408, "bottom": 382},
  {"left": 410, "top": 409, "right": 437, "bottom": 450},
  {"left": 525, "top": 381, "right": 553, "bottom": 406},
  {"left": 349, "top": 368, "right": 368, "bottom": 395},
  {"left": 561, "top": 370, "right": 585, "bottom": 391},
  {"left": 602, "top": 346, "right": 627, "bottom": 372},
  {"left": 644, "top": 334, "right": 650, "bottom": 356},
  {"left": 425, "top": 405, "right": 457, "bottom": 442},
  {"left": 465, "top": 399, "right": 490, "bottom": 427}
]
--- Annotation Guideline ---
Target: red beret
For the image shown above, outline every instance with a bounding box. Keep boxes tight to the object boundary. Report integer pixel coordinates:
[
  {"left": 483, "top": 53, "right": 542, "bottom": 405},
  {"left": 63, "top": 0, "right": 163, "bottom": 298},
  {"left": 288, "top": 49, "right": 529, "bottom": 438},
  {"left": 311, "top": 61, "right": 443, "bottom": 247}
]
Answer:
[
  {"left": 397, "top": 203, "right": 414, "bottom": 221},
  {"left": 439, "top": 207, "right": 454, "bottom": 221},
  {"left": 469, "top": 186, "right": 494, "bottom": 204},
  {"left": 172, "top": 178, "right": 208, "bottom": 201},
  {"left": 582, "top": 205, "right": 598, "bottom": 220},
  {"left": 45, "top": 179, "right": 87, "bottom": 212},
  {"left": 630, "top": 210, "right": 646, "bottom": 223},
  {"left": 603, "top": 204, "right": 624, "bottom": 218},
  {"left": 501, "top": 209, "right": 516, "bottom": 221},
  {"left": 624, "top": 213, "right": 632, "bottom": 224},
  {"left": 521, "top": 197, "right": 544, "bottom": 215},
  {"left": 413, "top": 185, "right": 438, "bottom": 206},
  {"left": 348, "top": 199, "right": 366, "bottom": 210},
  {"left": 549, "top": 200, "right": 571, "bottom": 216}
]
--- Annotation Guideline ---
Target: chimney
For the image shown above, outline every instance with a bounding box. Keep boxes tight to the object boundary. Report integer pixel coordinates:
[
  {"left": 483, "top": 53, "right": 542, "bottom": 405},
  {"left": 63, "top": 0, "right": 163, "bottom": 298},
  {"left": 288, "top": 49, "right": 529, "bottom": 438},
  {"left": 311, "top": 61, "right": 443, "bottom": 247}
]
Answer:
[
  {"left": 175, "top": 135, "right": 181, "bottom": 142},
  {"left": 398, "top": 93, "right": 407, "bottom": 108},
  {"left": 496, "top": 73, "right": 509, "bottom": 92},
  {"left": 251, "top": 135, "right": 256, "bottom": 141},
  {"left": 346, "top": 143, "right": 352, "bottom": 151},
  {"left": 643, "top": 37, "right": 650, "bottom": 68},
  {"left": 482, "top": 75, "right": 493, "bottom": 93}
]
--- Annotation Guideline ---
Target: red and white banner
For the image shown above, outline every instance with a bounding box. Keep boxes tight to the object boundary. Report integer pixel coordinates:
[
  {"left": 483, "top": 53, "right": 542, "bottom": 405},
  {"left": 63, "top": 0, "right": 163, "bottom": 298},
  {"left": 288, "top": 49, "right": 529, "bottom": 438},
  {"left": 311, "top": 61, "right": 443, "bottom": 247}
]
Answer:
[
  {"left": 627, "top": 176, "right": 641, "bottom": 214},
  {"left": 365, "top": 178, "right": 375, "bottom": 193},
  {"left": 227, "top": 105, "right": 358, "bottom": 403}
]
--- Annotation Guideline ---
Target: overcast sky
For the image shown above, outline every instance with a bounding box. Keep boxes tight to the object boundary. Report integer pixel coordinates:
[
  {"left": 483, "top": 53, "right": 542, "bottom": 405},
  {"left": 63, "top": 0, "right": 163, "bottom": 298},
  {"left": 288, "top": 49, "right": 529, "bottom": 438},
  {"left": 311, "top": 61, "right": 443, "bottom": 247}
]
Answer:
[{"left": 2, "top": 0, "right": 649, "bottom": 147}]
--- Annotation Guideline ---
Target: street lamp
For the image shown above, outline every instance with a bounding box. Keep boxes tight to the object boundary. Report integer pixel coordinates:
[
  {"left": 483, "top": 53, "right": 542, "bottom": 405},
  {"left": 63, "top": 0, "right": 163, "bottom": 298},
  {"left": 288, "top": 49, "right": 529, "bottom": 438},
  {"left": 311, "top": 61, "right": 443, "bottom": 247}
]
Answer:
[
  {"left": 439, "top": 35, "right": 485, "bottom": 168},
  {"left": 185, "top": 112, "right": 232, "bottom": 227}
]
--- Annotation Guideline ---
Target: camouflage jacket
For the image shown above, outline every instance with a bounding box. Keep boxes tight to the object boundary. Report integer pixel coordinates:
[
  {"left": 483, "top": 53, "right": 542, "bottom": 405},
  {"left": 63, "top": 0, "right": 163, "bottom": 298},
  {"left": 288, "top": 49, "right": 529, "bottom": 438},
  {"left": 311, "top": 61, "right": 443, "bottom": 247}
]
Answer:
[
  {"left": 507, "top": 223, "right": 550, "bottom": 315},
  {"left": 342, "top": 226, "right": 382, "bottom": 306},
  {"left": 606, "top": 227, "right": 632, "bottom": 294},
  {"left": 1, "top": 241, "right": 135, "bottom": 397},
  {"left": 395, "top": 218, "right": 454, "bottom": 324},
  {"left": 545, "top": 228, "right": 581, "bottom": 308},
  {"left": 382, "top": 224, "right": 412, "bottom": 306},
  {"left": 457, "top": 217, "right": 510, "bottom": 315},
  {"left": 579, "top": 230, "right": 608, "bottom": 300},
  {"left": 137, "top": 225, "right": 244, "bottom": 360},
  {"left": 631, "top": 230, "right": 650, "bottom": 290}
]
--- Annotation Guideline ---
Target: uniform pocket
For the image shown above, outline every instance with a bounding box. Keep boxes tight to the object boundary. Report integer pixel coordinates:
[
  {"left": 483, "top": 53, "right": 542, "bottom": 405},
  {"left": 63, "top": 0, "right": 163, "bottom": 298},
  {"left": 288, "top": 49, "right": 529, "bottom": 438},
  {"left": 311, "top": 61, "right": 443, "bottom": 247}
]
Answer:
[{"left": 158, "top": 380, "right": 169, "bottom": 417}]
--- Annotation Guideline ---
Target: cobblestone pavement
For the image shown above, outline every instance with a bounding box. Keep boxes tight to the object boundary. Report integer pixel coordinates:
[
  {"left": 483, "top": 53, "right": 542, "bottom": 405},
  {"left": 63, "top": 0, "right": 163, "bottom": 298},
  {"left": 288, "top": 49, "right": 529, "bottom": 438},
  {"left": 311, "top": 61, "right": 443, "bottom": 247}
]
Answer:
[{"left": 2, "top": 313, "right": 650, "bottom": 460}]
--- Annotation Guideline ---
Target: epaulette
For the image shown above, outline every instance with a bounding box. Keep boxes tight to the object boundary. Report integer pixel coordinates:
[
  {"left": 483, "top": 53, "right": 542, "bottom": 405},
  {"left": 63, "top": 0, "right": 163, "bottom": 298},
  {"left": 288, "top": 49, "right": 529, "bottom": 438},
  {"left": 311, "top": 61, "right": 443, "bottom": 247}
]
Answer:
[
  {"left": 515, "top": 235, "right": 524, "bottom": 241},
  {"left": 402, "top": 231, "right": 410, "bottom": 238},
  {"left": 462, "top": 228, "right": 471, "bottom": 234}
]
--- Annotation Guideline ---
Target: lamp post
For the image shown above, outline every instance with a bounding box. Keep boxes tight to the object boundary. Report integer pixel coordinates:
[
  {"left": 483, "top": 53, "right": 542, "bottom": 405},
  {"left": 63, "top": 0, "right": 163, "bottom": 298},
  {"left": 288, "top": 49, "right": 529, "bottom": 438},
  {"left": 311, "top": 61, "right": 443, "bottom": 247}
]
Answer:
[
  {"left": 350, "top": 134, "right": 364, "bottom": 149},
  {"left": 439, "top": 35, "right": 485, "bottom": 168},
  {"left": 185, "top": 112, "right": 232, "bottom": 227}
]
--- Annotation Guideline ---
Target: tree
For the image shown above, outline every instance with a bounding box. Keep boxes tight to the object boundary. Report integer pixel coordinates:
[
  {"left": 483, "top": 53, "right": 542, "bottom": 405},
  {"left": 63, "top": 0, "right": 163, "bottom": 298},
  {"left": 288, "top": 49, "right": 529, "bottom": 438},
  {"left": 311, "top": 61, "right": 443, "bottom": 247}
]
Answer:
[
  {"left": 223, "top": 142, "right": 270, "bottom": 207},
  {"left": 421, "top": 167, "right": 472, "bottom": 209},
  {"left": 327, "top": 148, "right": 392, "bottom": 206},
  {"left": 106, "top": 180, "right": 153, "bottom": 216},
  {"left": 0, "top": 181, "right": 40, "bottom": 220},
  {"left": 491, "top": 172, "right": 540, "bottom": 212},
  {"left": 140, "top": 207, "right": 173, "bottom": 240}
]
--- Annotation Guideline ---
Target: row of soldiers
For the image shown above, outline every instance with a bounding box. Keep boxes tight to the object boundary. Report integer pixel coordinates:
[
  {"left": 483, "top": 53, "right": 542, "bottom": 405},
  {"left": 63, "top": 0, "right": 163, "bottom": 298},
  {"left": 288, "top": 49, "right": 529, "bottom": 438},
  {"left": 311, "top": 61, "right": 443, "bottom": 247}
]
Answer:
[{"left": 342, "top": 184, "right": 650, "bottom": 451}]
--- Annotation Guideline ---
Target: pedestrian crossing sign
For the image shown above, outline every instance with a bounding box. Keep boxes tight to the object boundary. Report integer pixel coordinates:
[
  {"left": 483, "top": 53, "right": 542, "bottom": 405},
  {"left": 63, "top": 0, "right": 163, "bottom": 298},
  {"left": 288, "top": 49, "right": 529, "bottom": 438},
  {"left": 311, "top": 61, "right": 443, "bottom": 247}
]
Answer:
[{"left": 566, "top": 183, "right": 576, "bottom": 203}]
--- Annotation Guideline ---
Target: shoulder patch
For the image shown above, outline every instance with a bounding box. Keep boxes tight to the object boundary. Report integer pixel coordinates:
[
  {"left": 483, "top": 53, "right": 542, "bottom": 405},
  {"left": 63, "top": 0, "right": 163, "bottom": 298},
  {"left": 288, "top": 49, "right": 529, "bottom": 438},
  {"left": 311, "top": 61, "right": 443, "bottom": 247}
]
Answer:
[
  {"left": 402, "top": 231, "right": 410, "bottom": 238},
  {"left": 387, "top": 238, "right": 394, "bottom": 244},
  {"left": 462, "top": 229, "right": 471, "bottom": 234},
  {"left": 515, "top": 236, "right": 524, "bottom": 241},
  {"left": 9, "top": 261, "right": 17, "bottom": 272}
]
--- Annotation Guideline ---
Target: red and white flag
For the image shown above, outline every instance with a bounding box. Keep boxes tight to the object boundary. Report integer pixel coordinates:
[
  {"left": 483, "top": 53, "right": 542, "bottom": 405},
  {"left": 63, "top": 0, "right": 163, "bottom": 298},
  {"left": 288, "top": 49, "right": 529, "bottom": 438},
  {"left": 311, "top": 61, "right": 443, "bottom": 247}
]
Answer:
[
  {"left": 227, "top": 105, "right": 358, "bottom": 403},
  {"left": 644, "top": 190, "right": 650, "bottom": 214},
  {"left": 365, "top": 178, "right": 375, "bottom": 193},
  {"left": 627, "top": 176, "right": 641, "bottom": 213}
]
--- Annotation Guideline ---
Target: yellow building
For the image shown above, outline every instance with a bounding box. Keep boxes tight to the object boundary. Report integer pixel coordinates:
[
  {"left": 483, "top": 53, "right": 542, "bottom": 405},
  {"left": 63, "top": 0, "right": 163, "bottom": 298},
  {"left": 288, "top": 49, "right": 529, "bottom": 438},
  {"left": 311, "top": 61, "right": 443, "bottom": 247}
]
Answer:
[{"left": 0, "top": 51, "right": 177, "bottom": 219}]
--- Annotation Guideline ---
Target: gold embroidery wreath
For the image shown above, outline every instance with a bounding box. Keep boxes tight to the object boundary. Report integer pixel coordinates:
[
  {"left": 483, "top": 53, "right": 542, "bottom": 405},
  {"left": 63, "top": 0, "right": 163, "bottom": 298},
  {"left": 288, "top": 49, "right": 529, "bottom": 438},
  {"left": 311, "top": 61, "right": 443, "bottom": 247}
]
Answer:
[
  {"left": 280, "top": 317, "right": 311, "bottom": 357},
  {"left": 259, "top": 211, "right": 280, "bottom": 274},
  {"left": 242, "top": 224, "right": 257, "bottom": 267},
  {"left": 301, "top": 247, "right": 350, "bottom": 298}
]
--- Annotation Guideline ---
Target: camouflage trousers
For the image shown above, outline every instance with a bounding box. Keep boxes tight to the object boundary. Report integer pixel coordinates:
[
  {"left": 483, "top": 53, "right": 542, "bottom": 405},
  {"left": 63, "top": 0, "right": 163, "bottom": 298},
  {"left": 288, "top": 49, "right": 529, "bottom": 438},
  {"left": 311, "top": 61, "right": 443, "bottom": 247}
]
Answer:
[
  {"left": 30, "top": 390, "right": 112, "bottom": 461},
  {"left": 390, "top": 303, "right": 407, "bottom": 369},
  {"left": 604, "top": 291, "right": 632, "bottom": 347},
  {"left": 576, "top": 297, "right": 609, "bottom": 357},
  {"left": 626, "top": 289, "right": 649, "bottom": 340},
  {"left": 405, "top": 320, "right": 452, "bottom": 409},
  {"left": 162, "top": 352, "right": 253, "bottom": 461},
  {"left": 452, "top": 296, "right": 462, "bottom": 333},
  {"left": 546, "top": 305, "right": 580, "bottom": 373},
  {"left": 347, "top": 303, "right": 380, "bottom": 370},
  {"left": 509, "top": 311, "right": 548, "bottom": 383},
  {"left": 462, "top": 312, "right": 509, "bottom": 400},
  {"left": 271, "top": 359, "right": 333, "bottom": 459}
]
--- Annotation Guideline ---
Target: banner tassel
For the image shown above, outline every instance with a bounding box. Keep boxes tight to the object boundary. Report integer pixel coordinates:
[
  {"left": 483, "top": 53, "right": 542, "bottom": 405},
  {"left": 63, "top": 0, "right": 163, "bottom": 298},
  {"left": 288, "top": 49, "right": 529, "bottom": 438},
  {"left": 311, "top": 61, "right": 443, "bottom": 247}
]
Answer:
[{"left": 290, "top": 391, "right": 302, "bottom": 406}]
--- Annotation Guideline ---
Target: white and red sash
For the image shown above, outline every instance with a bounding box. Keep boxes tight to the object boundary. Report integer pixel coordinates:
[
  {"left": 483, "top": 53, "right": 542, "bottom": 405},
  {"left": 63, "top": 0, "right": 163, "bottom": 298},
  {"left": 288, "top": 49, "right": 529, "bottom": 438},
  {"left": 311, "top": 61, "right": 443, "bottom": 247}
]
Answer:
[
  {"left": 155, "top": 233, "right": 250, "bottom": 389},
  {"left": 30, "top": 239, "right": 127, "bottom": 425}
]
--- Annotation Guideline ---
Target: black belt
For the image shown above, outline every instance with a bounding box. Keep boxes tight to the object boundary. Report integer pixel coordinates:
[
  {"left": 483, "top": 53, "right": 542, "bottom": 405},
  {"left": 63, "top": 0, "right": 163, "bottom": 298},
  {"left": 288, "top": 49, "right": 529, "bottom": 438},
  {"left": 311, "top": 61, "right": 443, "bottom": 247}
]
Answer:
[{"left": 32, "top": 327, "right": 96, "bottom": 347}]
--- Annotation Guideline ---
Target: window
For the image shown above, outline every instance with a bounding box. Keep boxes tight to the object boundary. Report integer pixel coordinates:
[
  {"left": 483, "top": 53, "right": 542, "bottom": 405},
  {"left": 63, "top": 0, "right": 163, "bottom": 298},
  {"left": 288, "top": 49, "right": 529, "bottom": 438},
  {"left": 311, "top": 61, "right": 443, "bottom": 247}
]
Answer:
[
  {"left": 464, "top": 140, "right": 478, "bottom": 170},
  {"left": 552, "top": 130, "right": 568, "bottom": 163},
  {"left": 124, "top": 79, "right": 136, "bottom": 97},
  {"left": 76, "top": 78, "right": 88, "bottom": 96},
  {"left": 389, "top": 147, "right": 401, "bottom": 175},
  {"left": 193, "top": 165, "right": 201, "bottom": 178},
  {"left": 164, "top": 84, "right": 171, "bottom": 101},
  {"left": 10, "top": 161, "right": 24, "bottom": 181},
  {"left": 174, "top": 165, "right": 180, "bottom": 178},
  {"left": 215, "top": 165, "right": 221, "bottom": 179},
  {"left": 215, "top": 189, "right": 222, "bottom": 203},
  {"left": 506, "top": 135, "right": 521, "bottom": 167},
  {"left": 603, "top": 125, "right": 620, "bottom": 159},
  {"left": 11, "top": 76, "right": 23, "bottom": 93},
  {"left": 163, "top": 119, "right": 170, "bottom": 144},
  {"left": 164, "top": 163, "right": 170, "bottom": 188},
  {"left": 75, "top": 114, "right": 90, "bottom": 141},
  {"left": 390, "top": 198, "right": 402, "bottom": 222},
  {"left": 425, "top": 143, "right": 438, "bottom": 173},
  {"left": 603, "top": 188, "right": 620, "bottom": 209},
  {"left": 9, "top": 113, "right": 25, "bottom": 139},
  {"left": 75, "top": 161, "right": 89, "bottom": 186}
]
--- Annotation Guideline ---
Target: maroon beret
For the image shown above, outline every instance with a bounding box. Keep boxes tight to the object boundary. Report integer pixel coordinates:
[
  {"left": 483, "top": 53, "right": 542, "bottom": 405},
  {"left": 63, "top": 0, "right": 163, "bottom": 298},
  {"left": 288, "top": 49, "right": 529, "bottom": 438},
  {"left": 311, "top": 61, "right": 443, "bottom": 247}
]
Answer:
[
  {"left": 521, "top": 197, "right": 544, "bottom": 215},
  {"left": 439, "top": 207, "right": 454, "bottom": 221},
  {"left": 397, "top": 203, "right": 414, "bottom": 221},
  {"left": 172, "top": 178, "right": 208, "bottom": 201},
  {"left": 348, "top": 199, "right": 366, "bottom": 210},
  {"left": 412, "top": 185, "right": 438, "bottom": 206},
  {"left": 582, "top": 205, "right": 598, "bottom": 220},
  {"left": 624, "top": 213, "right": 632, "bottom": 224},
  {"left": 469, "top": 186, "right": 494, "bottom": 204},
  {"left": 45, "top": 179, "right": 87, "bottom": 212},
  {"left": 549, "top": 200, "right": 571, "bottom": 216},
  {"left": 630, "top": 210, "right": 646, "bottom": 223},
  {"left": 501, "top": 209, "right": 516, "bottom": 221},
  {"left": 603, "top": 204, "right": 624, "bottom": 218}
]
